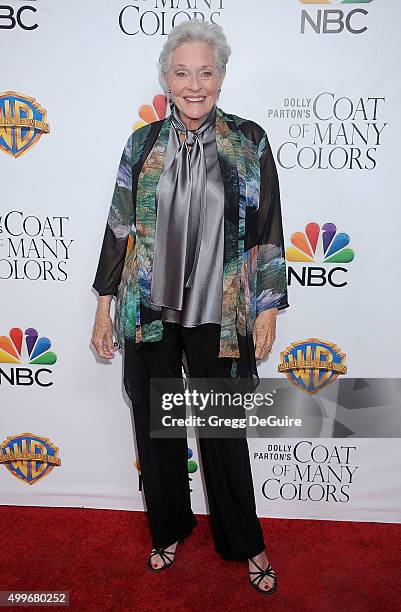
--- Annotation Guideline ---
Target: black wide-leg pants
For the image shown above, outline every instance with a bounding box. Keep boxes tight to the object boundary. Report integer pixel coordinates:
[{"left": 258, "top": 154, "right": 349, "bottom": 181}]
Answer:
[{"left": 123, "top": 321, "right": 266, "bottom": 561}]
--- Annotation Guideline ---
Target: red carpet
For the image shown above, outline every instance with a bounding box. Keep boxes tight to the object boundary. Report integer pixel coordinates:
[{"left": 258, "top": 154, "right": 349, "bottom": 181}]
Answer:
[{"left": 1, "top": 506, "right": 400, "bottom": 611}]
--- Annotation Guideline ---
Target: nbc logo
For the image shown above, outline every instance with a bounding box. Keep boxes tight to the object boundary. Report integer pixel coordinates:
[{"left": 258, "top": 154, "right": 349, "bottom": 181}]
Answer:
[
  {"left": 187, "top": 447, "right": 198, "bottom": 492},
  {"left": 0, "top": 327, "right": 57, "bottom": 387},
  {"left": 286, "top": 222, "right": 354, "bottom": 287},
  {"left": 135, "top": 447, "right": 198, "bottom": 492},
  {"left": 299, "top": 0, "right": 374, "bottom": 35},
  {"left": 133, "top": 94, "right": 167, "bottom": 132}
]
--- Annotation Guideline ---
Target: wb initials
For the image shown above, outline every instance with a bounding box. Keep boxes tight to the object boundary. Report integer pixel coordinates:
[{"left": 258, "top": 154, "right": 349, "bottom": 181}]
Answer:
[{"left": 300, "top": 0, "right": 373, "bottom": 35}]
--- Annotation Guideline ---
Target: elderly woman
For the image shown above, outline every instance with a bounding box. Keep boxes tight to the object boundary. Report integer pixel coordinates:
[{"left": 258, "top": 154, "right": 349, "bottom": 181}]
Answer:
[{"left": 92, "top": 19, "right": 288, "bottom": 595}]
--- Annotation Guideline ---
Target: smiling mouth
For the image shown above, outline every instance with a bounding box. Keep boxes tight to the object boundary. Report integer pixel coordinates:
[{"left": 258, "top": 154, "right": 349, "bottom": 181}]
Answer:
[{"left": 184, "top": 96, "right": 206, "bottom": 103}]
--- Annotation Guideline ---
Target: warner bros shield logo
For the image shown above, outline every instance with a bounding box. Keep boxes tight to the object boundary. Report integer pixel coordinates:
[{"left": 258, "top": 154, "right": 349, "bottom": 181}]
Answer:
[
  {"left": 278, "top": 338, "right": 347, "bottom": 394},
  {"left": 0, "top": 91, "right": 50, "bottom": 158},
  {"left": 0, "top": 433, "right": 61, "bottom": 485}
]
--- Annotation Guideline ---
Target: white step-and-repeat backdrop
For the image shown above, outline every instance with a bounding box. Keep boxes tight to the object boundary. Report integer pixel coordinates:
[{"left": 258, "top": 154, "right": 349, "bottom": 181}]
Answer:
[{"left": 1, "top": 0, "right": 400, "bottom": 522}]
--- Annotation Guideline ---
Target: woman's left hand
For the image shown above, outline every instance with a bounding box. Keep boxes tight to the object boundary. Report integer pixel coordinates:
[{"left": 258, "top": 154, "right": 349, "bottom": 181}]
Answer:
[{"left": 253, "top": 308, "right": 278, "bottom": 360}]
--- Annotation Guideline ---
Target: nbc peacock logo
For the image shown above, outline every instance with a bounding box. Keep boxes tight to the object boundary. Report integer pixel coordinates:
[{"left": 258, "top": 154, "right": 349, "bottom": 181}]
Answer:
[
  {"left": 135, "top": 447, "right": 198, "bottom": 492},
  {"left": 286, "top": 222, "right": 354, "bottom": 288},
  {"left": 299, "top": 0, "right": 374, "bottom": 35},
  {"left": 133, "top": 94, "right": 168, "bottom": 131},
  {"left": 0, "top": 327, "right": 57, "bottom": 387},
  {"left": 187, "top": 447, "right": 198, "bottom": 493}
]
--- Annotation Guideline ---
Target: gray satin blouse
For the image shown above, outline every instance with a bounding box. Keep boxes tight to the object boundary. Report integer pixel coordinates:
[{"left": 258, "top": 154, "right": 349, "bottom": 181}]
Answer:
[{"left": 150, "top": 111, "right": 225, "bottom": 327}]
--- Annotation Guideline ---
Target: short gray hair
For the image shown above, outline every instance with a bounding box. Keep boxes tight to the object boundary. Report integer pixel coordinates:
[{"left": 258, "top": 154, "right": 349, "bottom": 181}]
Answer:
[{"left": 158, "top": 19, "right": 231, "bottom": 97}]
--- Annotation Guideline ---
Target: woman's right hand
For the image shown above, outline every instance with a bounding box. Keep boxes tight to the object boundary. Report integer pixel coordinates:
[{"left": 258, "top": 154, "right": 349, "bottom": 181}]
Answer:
[{"left": 91, "top": 296, "right": 118, "bottom": 359}]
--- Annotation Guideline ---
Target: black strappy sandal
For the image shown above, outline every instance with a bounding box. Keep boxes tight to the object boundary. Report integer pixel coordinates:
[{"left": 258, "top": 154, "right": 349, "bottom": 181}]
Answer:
[
  {"left": 249, "top": 557, "right": 278, "bottom": 595},
  {"left": 147, "top": 547, "right": 177, "bottom": 573}
]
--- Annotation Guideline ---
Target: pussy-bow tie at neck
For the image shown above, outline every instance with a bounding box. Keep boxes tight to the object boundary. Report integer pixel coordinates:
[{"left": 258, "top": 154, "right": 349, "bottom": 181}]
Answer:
[{"left": 150, "top": 101, "right": 217, "bottom": 311}]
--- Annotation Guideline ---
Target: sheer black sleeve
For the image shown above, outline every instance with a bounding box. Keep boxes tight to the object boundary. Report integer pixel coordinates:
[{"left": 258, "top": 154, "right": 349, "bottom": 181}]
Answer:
[
  {"left": 255, "top": 131, "right": 289, "bottom": 314},
  {"left": 92, "top": 135, "right": 135, "bottom": 297}
]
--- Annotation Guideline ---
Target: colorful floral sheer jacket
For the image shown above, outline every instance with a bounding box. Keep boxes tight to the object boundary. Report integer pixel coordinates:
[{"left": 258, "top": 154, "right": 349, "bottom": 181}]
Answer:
[{"left": 93, "top": 106, "right": 289, "bottom": 377}]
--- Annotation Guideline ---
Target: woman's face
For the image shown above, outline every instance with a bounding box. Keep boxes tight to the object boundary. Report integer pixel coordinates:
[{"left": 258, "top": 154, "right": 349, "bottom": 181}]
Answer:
[{"left": 165, "top": 40, "right": 224, "bottom": 130}]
